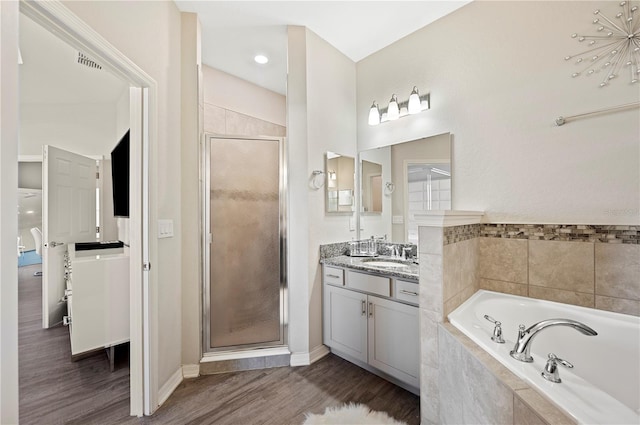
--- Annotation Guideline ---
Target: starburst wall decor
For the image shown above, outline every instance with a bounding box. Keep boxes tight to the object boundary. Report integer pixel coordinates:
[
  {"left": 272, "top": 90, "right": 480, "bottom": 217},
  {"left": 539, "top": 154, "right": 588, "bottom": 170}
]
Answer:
[{"left": 565, "top": 1, "right": 640, "bottom": 87}]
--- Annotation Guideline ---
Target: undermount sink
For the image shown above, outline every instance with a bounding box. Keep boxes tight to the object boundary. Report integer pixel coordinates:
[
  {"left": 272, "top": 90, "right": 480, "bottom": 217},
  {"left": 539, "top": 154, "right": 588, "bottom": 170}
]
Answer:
[{"left": 363, "top": 260, "right": 411, "bottom": 268}]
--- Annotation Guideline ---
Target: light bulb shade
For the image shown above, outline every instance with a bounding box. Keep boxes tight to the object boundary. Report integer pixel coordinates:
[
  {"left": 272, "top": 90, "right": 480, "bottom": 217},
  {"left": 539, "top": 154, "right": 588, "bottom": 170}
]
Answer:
[
  {"left": 408, "top": 86, "right": 421, "bottom": 114},
  {"left": 387, "top": 94, "right": 400, "bottom": 121},
  {"left": 368, "top": 101, "right": 380, "bottom": 126}
]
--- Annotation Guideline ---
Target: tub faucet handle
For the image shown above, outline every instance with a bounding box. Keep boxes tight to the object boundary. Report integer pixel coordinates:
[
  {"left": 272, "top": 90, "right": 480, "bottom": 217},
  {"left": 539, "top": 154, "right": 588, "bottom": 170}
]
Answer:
[
  {"left": 542, "top": 353, "right": 574, "bottom": 383},
  {"left": 483, "top": 315, "right": 505, "bottom": 344}
]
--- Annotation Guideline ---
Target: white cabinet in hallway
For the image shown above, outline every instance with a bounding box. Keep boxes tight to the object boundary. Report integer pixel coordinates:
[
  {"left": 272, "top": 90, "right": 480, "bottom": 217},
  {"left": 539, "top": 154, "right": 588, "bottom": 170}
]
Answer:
[
  {"left": 322, "top": 265, "right": 420, "bottom": 393},
  {"left": 65, "top": 243, "right": 130, "bottom": 357}
]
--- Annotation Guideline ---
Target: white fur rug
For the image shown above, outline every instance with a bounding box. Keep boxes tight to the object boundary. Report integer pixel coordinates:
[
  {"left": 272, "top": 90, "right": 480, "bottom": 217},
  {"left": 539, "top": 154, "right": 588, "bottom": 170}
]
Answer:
[{"left": 303, "top": 403, "right": 407, "bottom": 425}]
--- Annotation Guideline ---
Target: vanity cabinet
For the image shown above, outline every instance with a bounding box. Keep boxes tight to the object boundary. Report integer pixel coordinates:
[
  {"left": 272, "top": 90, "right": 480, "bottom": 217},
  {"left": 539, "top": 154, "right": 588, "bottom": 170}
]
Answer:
[{"left": 322, "top": 265, "right": 420, "bottom": 392}]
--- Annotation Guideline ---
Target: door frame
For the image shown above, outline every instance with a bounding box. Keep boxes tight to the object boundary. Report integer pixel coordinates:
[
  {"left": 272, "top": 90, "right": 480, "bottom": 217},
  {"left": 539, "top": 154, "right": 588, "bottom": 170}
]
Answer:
[
  {"left": 16, "top": 0, "right": 157, "bottom": 416},
  {"left": 201, "top": 134, "right": 288, "bottom": 356}
]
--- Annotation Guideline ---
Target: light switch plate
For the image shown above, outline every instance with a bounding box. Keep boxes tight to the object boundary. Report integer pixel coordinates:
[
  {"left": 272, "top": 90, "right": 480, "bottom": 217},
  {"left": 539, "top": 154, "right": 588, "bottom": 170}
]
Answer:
[{"left": 158, "top": 219, "right": 174, "bottom": 238}]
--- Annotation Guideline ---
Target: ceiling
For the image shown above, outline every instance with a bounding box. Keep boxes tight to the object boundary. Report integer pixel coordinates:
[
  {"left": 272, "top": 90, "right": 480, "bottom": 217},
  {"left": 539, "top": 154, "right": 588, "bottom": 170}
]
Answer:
[
  {"left": 174, "top": 1, "right": 471, "bottom": 95},
  {"left": 19, "top": 13, "right": 128, "bottom": 104}
]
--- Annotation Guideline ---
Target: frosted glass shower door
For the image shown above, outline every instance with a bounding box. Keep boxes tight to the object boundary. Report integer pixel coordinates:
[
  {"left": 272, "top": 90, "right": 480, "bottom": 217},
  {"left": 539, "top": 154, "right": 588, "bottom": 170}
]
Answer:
[{"left": 208, "top": 137, "right": 283, "bottom": 350}]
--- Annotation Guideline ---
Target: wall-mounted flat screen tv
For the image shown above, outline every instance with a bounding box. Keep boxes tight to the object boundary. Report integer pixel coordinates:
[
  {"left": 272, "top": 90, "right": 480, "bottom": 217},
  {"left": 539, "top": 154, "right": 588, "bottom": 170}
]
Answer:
[{"left": 111, "top": 130, "right": 129, "bottom": 217}]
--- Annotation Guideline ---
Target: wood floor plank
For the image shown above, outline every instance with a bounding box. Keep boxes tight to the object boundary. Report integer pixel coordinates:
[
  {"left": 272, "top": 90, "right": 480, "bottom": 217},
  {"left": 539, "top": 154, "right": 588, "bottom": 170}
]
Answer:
[{"left": 19, "top": 263, "right": 419, "bottom": 424}]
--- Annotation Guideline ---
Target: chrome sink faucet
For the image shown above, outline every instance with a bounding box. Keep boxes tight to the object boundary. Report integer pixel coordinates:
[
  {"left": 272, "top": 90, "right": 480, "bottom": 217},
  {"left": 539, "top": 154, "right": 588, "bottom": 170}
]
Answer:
[{"left": 509, "top": 319, "right": 597, "bottom": 362}]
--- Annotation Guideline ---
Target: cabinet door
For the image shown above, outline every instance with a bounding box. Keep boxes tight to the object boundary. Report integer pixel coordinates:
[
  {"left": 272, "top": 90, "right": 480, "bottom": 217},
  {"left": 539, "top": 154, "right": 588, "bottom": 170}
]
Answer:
[
  {"left": 323, "top": 285, "right": 368, "bottom": 363},
  {"left": 368, "top": 295, "right": 419, "bottom": 387}
]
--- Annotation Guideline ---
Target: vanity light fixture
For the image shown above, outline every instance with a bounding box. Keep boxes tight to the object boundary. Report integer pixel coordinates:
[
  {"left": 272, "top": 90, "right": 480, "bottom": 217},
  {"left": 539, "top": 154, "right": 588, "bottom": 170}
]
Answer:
[
  {"left": 368, "top": 101, "right": 381, "bottom": 125},
  {"left": 387, "top": 94, "right": 400, "bottom": 120},
  {"left": 408, "top": 86, "right": 421, "bottom": 114},
  {"left": 368, "top": 87, "right": 430, "bottom": 125}
]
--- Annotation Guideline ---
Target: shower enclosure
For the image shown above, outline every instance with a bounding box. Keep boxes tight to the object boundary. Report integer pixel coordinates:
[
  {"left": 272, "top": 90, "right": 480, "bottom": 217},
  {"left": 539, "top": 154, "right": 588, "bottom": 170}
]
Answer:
[{"left": 202, "top": 135, "right": 286, "bottom": 353}]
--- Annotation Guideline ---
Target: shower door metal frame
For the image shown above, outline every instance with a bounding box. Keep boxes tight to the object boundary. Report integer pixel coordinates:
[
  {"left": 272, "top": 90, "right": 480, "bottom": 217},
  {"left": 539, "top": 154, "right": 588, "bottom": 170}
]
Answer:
[{"left": 201, "top": 134, "right": 288, "bottom": 355}]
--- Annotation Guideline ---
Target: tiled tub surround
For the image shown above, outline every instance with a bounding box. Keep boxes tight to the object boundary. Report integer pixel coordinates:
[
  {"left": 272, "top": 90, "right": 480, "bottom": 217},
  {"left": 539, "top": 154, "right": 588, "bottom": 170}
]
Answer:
[
  {"left": 479, "top": 234, "right": 640, "bottom": 316},
  {"left": 418, "top": 221, "right": 639, "bottom": 424},
  {"left": 439, "top": 322, "right": 576, "bottom": 425},
  {"left": 447, "top": 290, "right": 639, "bottom": 425}
]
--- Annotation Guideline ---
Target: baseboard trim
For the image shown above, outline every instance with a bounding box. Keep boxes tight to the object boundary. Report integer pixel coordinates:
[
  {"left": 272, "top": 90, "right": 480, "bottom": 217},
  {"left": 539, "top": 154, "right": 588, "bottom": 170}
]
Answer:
[
  {"left": 158, "top": 367, "right": 183, "bottom": 406},
  {"left": 290, "top": 345, "right": 330, "bottom": 367},
  {"left": 309, "top": 344, "right": 330, "bottom": 364},
  {"left": 182, "top": 364, "right": 200, "bottom": 379}
]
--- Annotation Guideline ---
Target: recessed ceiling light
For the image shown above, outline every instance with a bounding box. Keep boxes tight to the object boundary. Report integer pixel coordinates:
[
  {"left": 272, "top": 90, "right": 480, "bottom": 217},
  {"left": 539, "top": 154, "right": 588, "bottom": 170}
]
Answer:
[
  {"left": 254, "top": 54, "right": 269, "bottom": 65},
  {"left": 26, "top": 210, "right": 34, "bottom": 214}
]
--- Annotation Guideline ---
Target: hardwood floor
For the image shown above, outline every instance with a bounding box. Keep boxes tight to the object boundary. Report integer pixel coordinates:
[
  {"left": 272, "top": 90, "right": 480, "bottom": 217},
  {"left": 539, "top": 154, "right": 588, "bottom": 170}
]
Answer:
[
  {"left": 18, "top": 264, "right": 419, "bottom": 424},
  {"left": 18, "top": 264, "right": 130, "bottom": 425}
]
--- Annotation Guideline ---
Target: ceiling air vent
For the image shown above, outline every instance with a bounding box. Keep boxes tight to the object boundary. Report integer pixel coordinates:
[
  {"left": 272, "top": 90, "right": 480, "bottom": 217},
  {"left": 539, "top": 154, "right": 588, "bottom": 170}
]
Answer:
[{"left": 77, "top": 52, "right": 102, "bottom": 70}]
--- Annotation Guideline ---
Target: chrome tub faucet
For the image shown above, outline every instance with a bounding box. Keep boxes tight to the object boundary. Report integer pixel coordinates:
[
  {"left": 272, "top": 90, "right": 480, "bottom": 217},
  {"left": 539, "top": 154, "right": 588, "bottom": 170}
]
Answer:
[{"left": 509, "top": 319, "right": 597, "bottom": 362}]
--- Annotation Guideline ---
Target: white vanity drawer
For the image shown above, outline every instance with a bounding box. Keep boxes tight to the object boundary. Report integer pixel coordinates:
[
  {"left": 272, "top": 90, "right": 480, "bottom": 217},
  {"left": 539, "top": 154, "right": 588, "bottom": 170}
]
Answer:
[
  {"left": 347, "top": 271, "right": 390, "bottom": 297},
  {"left": 323, "top": 266, "right": 345, "bottom": 286},
  {"left": 395, "top": 279, "right": 419, "bottom": 304}
]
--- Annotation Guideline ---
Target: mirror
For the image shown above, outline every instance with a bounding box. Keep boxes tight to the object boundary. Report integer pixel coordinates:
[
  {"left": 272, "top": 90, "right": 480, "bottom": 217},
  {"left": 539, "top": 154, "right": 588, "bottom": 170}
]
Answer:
[
  {"left": 326, "top": 151, "right": 355, "bottom": 213},
  {"left": 361, "top": 160, "right": 383, "bottom": 214},
  {"left": 358, "top": 132, "right": 451, "bottom": 243}
]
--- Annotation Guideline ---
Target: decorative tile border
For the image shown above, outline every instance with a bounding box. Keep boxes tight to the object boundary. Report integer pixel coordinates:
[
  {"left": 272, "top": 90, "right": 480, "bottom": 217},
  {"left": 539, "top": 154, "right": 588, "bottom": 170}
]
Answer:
[
  {"left": 443, "top": 224, "right": 482, "bottom": 245},
  {"left": 480, "top": 224, "right": 639, "bottom": 244}
]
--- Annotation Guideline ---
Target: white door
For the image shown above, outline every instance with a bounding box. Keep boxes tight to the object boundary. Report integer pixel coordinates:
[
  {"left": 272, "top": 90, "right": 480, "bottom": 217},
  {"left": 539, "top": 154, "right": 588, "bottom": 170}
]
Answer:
[
  {"left": 323, "top": 285, "right": 368, "bottom": 362},
  {"left": 368, "top": 295, "right": 420, "bottom": 388},
  {"left": 42, "top": 146, "right": 96, "bottom": 328}
]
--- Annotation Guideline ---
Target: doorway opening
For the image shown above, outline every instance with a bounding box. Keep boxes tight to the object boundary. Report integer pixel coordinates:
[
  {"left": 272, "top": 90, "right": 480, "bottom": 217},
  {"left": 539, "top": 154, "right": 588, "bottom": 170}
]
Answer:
[{"left": 17, "top": 0, "right": 155, "bottom": 417}]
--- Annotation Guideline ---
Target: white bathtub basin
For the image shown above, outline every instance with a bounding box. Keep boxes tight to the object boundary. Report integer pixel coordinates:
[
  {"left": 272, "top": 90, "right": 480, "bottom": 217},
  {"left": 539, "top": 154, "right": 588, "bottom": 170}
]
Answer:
[{"left": 449, "top": 290, "right": 640, "bottom": 425}]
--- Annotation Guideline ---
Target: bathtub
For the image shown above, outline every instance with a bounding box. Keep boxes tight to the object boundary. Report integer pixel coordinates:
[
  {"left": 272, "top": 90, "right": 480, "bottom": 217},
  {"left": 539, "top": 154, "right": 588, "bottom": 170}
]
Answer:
[{"left": 448, "top": 290, "right": 640, "bottom": 425}]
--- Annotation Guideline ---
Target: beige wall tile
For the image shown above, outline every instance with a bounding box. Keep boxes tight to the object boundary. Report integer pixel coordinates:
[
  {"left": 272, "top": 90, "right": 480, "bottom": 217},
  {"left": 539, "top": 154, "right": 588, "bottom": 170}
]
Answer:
[
  {"left": 443, "top": 238, "right": 478, "bottom": 302},
  {"left": 529, "top": 240, "right": 594, "bottom": 293},
  {"left": 225, "top": 109, "right": 286, "bottom": 137},
  {"left": 480, "top": 278, "right": 528, "bottom": 297},
  {"left": 514, "top": 396, "right": 546, "bottom": 425},
  {"left": 420, "top": 309, "right": 439, "bottom": 368},
  {"left": 420, "top": 363, "right": 440, "bottom": 423},
  {"left": 595, "top": 295, "right": 640, "bottom": 316},
  {"left": 515, "top": 389, "right": 577, "bottom": 425},
  {"left": 479, "top": 238, "right": 528, "bottom": 284},
  {"left": 204, "top": 103, "right": 226, "bottom": 134},
  {"left": 420, "top": 254, "right": 444, "bottom": 316},
  {"left": 438, "top": 325, "right": 463, "bottom": 425},
  {"left": 529, "top": 285, "right": 594, "bottom": 308},
  {"left": 419, "top": 226, "right": 444, "bottom": 255},
  {"left": 595, "top": 243, "right": 640, "bottom": 301}
]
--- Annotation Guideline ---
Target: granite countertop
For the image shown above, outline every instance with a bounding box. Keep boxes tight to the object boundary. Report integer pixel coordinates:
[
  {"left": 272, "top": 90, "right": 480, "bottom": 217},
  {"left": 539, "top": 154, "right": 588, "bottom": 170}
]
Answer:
[{"left": 321, "top": 255, "right": 419, "bottom": 281}]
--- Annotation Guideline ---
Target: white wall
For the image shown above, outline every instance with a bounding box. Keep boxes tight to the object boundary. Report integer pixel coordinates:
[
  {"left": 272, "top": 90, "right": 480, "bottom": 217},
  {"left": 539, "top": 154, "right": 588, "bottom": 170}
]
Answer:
[
  {"left": 180, "top": 12, "right": 202, "bottom": 370},
  {"left": 287, "top": 26, "right": 357, "bottom": 355},
  {"left": 64, "top": 0, "right": 183, "bottom": 406},
  {"left": 20, "top": 103, "right": 118, "bottom": 156},
  {"left": 357, "top": 1, "right": 640, "bottom": 225}
]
